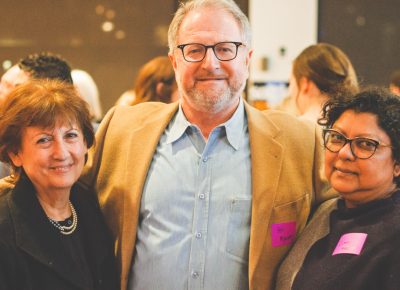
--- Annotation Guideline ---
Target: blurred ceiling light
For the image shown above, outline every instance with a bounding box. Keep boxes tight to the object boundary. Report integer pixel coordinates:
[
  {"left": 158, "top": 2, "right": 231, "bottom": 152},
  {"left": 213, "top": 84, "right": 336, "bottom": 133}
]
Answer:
[
  {"left": 115, "top": 30, "right": 126, "bottom": 40},
  {"left": 95, "top": 4, "right": 105, "bottom": 15},
  {"left": 346, "top": 5, "right": 356, "bottom": 14},
  {"left": 154, "top": 25, "right": 169, "bottom": 46},
  {"left": 70, "top": 37, "right": 83, "bottom": 47},
  {"left": 0, "top": 38, "right": 34, "bottom": 47},
  {"left": 102, "top": 21, "right": 114, "bottom": 32},
  {"left": 356, "top": 16, "right": 366, "bottom": 27},
  {"left": 2, "top": 60, "right": 12, "bottom": 70},
  {"left": 105, "top": 9, "right": 116, "bottom": 20}
]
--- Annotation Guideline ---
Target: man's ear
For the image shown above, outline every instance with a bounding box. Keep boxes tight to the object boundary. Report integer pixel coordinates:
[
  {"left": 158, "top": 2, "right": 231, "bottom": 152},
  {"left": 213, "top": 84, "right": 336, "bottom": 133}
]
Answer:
[
  {"left": 169, "top": 52, "right": 177, "bottom": 70},
  {"left": 246, "top": 48, "right": 253, "bottom": 67}
]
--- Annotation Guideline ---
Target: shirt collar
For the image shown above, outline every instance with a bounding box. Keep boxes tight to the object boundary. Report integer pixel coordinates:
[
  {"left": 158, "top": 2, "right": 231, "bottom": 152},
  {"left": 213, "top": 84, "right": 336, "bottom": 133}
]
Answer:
[
  {"left": 166, "top": 103, "right": 192, "bottom": 144},
  {"left": 220, "top": 98, "right": 246, "bottom": 150},
  {"left": 166, "top": 98, "right": 246, "bottom": 150}
]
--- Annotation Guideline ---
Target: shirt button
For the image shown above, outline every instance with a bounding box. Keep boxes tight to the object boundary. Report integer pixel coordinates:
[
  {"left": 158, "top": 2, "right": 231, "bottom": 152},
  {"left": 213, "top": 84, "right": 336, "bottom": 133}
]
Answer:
[
  {"left": 191, "top": 271, "right": 199, "bottom": 279},
  {"left": 199, "top": 193, "right": 205, "bottom": 199},
  {"left": 195, "top": 232, "right": 202, "bottom": 239},
  {"left": 202, "top": 157, "right": 208, "bottom": 162}
]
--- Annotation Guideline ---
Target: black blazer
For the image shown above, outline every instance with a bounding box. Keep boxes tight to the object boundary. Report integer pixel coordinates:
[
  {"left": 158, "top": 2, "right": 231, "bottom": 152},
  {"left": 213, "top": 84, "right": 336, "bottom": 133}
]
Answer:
[{"left": 0, "top": 175, "right": 119, "bottom": 290}]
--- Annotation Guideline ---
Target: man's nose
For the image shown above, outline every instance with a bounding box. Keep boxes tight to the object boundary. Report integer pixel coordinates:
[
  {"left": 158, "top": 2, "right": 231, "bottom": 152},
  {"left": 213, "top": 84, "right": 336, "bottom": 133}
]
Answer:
[{"left": 201, "top": 47, "right": 221, "bottom": 69}]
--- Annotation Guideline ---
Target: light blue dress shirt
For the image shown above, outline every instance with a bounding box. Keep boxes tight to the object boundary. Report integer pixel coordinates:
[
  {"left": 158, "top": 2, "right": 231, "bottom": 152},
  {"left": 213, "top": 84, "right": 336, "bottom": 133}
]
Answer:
[{"left": 129, "top": 99, "right": 252, "bottom": 290}]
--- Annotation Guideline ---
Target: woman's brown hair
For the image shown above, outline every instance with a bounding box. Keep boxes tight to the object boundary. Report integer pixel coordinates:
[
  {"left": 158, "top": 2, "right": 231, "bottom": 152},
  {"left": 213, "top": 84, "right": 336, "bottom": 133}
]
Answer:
[
  {"left": 132, "top": 56, "right": 176, "bottom": 105},
  {"left": 293, "top": 43, "right": 359, "bottom": 97},
  {"left": 0, "top": 79, "right": 94, "bottom": 178}
]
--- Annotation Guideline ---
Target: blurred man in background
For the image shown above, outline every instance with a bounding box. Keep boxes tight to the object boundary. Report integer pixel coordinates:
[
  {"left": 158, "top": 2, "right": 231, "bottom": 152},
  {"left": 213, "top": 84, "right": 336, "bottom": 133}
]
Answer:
[
  {"left": 0, "top": 52, "right": 72, "bottom": 103},
  {"left": 0, "top": 52, "right": 73, "bottom": 178}
]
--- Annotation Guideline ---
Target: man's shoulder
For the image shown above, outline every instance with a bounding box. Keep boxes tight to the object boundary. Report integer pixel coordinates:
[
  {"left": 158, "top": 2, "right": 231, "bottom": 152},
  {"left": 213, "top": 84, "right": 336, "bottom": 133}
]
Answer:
[
  {"left": 246, "top": 105, "right": 315, "bottom": 136},
  {"left": 100, "top": 102, "right": 179, "bottom": 138},
  {"left": 264, "top": 109, "right": 313, "bottom": 128},
  {"left": 112, "top": 102, "right": 179, "bottom": 123}
]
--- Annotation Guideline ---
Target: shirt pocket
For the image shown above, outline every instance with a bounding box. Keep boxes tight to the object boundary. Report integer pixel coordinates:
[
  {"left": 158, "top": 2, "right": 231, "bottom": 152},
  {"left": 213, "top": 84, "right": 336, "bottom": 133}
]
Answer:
[{"left": 226, "top": 198, "right": 252, "bottom": 263}]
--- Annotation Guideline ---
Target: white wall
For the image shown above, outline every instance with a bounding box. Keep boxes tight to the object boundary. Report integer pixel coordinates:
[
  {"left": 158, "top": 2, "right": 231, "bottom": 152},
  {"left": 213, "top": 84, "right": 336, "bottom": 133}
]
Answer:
[{"left": 248, "top": 0, "right": 318, "bottom": 105}]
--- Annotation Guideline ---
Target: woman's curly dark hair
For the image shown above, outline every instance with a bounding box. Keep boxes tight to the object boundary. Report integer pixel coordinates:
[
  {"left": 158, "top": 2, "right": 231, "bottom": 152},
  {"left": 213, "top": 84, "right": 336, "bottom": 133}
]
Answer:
[{"left": 318, "top": 87, "right": 400, "bottom": 186}]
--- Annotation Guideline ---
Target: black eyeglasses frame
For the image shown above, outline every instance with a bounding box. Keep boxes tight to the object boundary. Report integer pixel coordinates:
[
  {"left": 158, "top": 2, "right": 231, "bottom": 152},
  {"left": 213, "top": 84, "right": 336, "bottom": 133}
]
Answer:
[
  {"left": 322, "top": 129, "right": 392, "bottom": 159},
  {"left": 176, "top": 41, "right": 244, "bottom": 62}
]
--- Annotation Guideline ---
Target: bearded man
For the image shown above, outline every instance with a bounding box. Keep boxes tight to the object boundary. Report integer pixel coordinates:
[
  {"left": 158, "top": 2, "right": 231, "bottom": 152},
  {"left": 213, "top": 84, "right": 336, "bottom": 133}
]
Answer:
[{"left": 80, "top": 1, "right": 335, "bottom": 289}]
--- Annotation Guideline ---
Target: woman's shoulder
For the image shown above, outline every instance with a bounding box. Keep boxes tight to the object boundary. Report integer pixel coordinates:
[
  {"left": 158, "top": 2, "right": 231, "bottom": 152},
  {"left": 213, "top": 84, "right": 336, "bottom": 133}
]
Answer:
[{"left": 0, "top": 192, "right": 16, "bottom": 244}]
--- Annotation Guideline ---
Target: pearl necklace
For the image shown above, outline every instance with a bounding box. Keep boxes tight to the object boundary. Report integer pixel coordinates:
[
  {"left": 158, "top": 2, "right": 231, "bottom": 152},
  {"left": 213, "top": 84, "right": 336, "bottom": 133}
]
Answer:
[{"left": 47, "top": 201, "right": 78, "bottom": 235}]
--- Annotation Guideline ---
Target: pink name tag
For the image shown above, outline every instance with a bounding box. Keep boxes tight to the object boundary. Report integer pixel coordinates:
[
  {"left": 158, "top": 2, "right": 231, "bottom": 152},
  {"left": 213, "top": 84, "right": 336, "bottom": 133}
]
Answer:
[
  {"left": 332, "top": 233, "right": 368, "bottom": 256},
  {"left": 271, "top": 221, "right": 296, "bottom": 247}
]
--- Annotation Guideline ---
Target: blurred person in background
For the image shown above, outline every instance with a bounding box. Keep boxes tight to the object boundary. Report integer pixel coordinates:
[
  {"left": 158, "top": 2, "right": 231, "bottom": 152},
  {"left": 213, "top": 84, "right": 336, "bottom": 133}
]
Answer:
[
  {"left": 0, "top": 52, "right": 73, "bottom": 178},
  {"left": 389, "top": 69, "right": 400, "bottom": 96},
  {"left": 71, "top": 69, "right": 103, "bottom": 130},
  {"left": 0, "top": 51, "right": 72, "bottom": 103},
  {"left": 286, "top": 43, "right": 359, "bottom": 122},
  {"left": 0, "top": 80, "right": 118, "bottom": 290},
  {"left": 116, "top": 56, "right": 179, "bottom": 106}
]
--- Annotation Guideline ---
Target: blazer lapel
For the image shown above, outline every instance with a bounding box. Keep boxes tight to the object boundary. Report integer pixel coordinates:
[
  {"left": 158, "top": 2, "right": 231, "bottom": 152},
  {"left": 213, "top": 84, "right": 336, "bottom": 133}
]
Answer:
[
  {"left": 9, "top": 176, "right": 88, "bottom": 289},
  {"left": 118, "top": 102, "right": 179, "bottom": 286},
  {"left": 244, "top": 103, "right": 284, "bottom": 285}
]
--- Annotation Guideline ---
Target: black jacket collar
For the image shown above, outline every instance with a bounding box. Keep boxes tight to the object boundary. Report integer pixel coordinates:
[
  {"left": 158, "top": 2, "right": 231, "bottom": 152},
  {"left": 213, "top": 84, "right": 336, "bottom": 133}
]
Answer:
[{"left": 8, "top": 174, "right": 110, "bottom": 289}]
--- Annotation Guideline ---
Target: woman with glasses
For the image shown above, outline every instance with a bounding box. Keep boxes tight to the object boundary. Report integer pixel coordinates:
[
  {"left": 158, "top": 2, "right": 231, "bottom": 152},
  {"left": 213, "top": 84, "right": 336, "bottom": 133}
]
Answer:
[{"left": 276, "top": 88, "right": 400, "bottom": 290}]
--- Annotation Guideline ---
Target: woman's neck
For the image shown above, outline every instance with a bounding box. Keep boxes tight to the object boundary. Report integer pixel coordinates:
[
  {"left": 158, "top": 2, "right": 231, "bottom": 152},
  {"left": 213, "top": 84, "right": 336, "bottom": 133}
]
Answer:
[
  {"left": 36, "top": 190, "right": 71, "bottom": 221},
  {"left": 300, "top": 92, "right": 329, "bottom": 123}
]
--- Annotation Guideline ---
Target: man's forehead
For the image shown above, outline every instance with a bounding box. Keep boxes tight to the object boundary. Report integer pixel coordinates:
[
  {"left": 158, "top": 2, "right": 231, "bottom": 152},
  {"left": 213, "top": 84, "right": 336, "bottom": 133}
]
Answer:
[{"left": 178, "top": 8, "right": 241, "bottom": 43}]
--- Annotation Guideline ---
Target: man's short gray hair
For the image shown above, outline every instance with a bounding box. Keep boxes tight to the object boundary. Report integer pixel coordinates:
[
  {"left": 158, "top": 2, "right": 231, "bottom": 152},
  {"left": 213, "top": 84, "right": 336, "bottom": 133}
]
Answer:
[{"left": 168, "top": 0, "right": 252, "bottom": 53}]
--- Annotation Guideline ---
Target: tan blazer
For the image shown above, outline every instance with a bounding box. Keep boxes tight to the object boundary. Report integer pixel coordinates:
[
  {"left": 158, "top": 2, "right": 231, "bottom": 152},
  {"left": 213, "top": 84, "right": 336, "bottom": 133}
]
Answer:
[{"left": 80, "top": 100, "right": 335, "bottom": 290}]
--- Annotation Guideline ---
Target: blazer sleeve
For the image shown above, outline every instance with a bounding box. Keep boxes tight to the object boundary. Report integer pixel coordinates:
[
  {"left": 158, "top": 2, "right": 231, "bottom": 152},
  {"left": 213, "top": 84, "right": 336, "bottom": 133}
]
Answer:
[
  {"left": 80, "top": 106, "right": 117, "bottom": 192},
  {"left": 311, "top": 123, "right": 338, "bottom": 210}
]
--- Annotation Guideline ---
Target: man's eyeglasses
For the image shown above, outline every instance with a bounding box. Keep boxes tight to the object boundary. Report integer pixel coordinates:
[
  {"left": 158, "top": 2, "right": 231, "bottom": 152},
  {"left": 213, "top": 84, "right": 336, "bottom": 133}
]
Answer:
[
  {"left": 323, "top": 129, "right": 392, "bottom": 159},
  {"left": 177, "top": 42, "right": 243, "bottom": 62}
]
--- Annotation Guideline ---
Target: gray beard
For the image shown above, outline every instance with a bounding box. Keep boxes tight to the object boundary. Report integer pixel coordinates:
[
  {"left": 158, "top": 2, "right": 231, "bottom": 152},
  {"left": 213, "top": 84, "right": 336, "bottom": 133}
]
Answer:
[{"left": 185, "top": 80, "right": 245, "bottom": 113}]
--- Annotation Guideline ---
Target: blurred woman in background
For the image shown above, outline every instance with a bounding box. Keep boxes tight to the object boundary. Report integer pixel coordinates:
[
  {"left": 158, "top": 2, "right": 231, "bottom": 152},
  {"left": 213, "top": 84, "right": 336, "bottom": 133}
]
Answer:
[
  {"left": 116, "top": 56, "right": 178, "bottom": 106},
  {"left": 286, "top": 43, "right": 359, "bottom": 122}
]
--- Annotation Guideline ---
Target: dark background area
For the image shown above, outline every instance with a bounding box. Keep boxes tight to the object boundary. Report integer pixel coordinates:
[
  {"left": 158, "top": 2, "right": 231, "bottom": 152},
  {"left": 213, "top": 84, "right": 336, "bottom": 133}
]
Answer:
[
  {"left": 0, "top": 0, "right": 397, "bottom": 114},
  {"left": 318, "top": 0, "right": 400, "bottom": 87}
]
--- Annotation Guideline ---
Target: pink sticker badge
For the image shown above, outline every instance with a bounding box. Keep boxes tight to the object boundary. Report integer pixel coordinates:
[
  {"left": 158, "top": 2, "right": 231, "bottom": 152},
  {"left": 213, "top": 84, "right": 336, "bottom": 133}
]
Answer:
[
  {"left": 271, "top": 221, "right": 296, "bottom": 247},
  {"left": 332, "top": 233, "right": 368, "bottom": 256}
]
